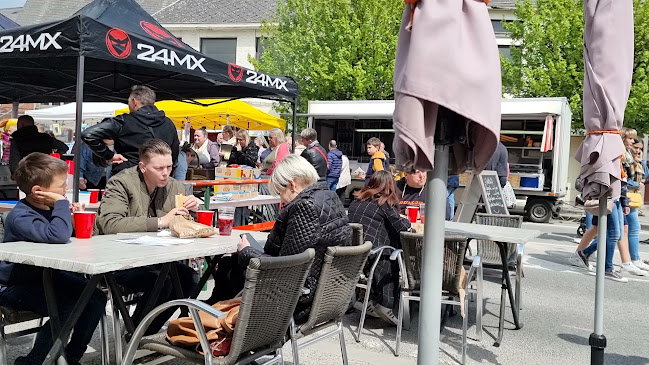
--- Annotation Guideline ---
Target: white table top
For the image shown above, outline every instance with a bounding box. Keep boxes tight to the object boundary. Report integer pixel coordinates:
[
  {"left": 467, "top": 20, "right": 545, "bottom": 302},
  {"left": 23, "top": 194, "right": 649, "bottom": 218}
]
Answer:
[
  {"left": 445, "top": 221, "right": 540, "bottom": 244},
  {"left": 204, "top": 195, "right": 281, "bottom": 209},
  {"left": 0, "top": 230, "right": 268, "bottom": 276}
]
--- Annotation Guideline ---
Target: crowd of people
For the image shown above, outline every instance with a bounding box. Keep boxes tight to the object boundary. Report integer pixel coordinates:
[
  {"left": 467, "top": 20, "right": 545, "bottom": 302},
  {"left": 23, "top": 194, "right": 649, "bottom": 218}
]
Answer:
[
  {"left": 570, "top": 127, "right": 649, "bottom": 282},
  {"left": 0, "top": 83, "right": 545, "bottom": 362}
]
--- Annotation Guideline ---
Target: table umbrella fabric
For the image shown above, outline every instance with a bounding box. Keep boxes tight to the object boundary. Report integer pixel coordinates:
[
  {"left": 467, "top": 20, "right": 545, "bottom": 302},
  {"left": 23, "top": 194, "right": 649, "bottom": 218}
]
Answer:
[
  {"left": 115, "top": 100, "right": 284, "bottom": 131},
  {"left": 574, "top": 0, "right": 634, "bottom": 201},
  {"left": 392, "top": 0, "right": 501, "bottom": 173}
]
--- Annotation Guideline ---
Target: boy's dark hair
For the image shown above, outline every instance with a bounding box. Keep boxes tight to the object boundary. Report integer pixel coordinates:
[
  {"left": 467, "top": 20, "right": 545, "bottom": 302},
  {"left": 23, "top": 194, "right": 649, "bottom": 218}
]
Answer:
[
  {"left": 139, "top": 139, "right": 172, "bottom": 162},
  {"left": 367, "top": 137, "right": 381, "bottom": 148},
  {"left": 14, "top": 153, "right": 68, "bottom": 193}
]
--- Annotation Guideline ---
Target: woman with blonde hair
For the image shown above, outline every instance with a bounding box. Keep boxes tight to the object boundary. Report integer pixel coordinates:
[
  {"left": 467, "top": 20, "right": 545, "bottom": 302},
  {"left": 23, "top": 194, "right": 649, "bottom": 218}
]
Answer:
[
  {"left": 262, "top": 128, "right": 291, "bottom": 175},
  {"left": 228, "top": 129, "right": 259, "bottom": 167},
  {"left": 208, "top": 155, "right": 352, "bottom": 323}
]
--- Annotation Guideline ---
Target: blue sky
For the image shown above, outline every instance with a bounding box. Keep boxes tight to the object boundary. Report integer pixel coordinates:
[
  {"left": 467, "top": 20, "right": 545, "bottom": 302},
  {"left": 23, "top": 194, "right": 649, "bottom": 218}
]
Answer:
[{"left": 0, "top": 0, "right": 26, "bottom": 9}]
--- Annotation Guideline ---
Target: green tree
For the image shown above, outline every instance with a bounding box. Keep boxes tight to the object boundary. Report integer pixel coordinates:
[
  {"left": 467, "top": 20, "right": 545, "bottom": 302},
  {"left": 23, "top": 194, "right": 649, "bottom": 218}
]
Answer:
[
  {"left": 502, "top": 0, "right": 649, "bottom": 133},
  {"left": 251, "top": 0, "right": 404, "bottom": 131}
]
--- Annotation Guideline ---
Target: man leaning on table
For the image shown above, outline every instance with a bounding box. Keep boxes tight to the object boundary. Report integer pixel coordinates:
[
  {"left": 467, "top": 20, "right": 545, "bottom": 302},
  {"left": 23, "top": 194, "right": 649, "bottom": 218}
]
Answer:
[{"left": 96, "top": 139, "right": 199, "bottom": 335}]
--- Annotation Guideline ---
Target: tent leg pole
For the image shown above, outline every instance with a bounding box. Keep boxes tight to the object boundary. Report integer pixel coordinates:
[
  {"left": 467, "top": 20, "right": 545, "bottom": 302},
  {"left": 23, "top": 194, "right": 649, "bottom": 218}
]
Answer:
[
  {"left": 417, "top": 144, "right": 449, "bottom": 365},
  {"left": 291, "top": 99, "right": 297, "bottom": 152},
  {"left": 11, "top": 102, "right": 18, "bottom": 119},
  {"left": 590, "top": 196, "right": 607, "bottom": 365},
  {"left": 73, "top": 55, "right": 85, "bottom": 203}
]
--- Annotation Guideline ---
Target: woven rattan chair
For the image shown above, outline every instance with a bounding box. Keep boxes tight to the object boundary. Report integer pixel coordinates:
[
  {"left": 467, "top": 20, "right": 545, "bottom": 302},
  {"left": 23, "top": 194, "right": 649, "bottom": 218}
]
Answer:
[
  {"left": 350, "top": 223, "right": 364, "bottom": 246},
  {"left": 395, "top": 233, "right": 483, "bottom": 364},
  {"left": 471, "top": 213, "right": 524, "bottom": 310},
  {"left": 290, "top": 242, "right": 372, "bottom": 365},
  {"left": 122, "top": 249, "right": 316, "bottom": 365}
]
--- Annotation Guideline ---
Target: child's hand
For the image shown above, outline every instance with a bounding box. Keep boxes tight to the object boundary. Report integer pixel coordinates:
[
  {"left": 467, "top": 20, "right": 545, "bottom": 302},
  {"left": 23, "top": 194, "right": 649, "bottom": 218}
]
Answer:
[
  {"left": 33, "top": 191, "right": 67, "bottom": 207},
  {"left": 70, "top": 202, "right": 85, "bottom": 213}
]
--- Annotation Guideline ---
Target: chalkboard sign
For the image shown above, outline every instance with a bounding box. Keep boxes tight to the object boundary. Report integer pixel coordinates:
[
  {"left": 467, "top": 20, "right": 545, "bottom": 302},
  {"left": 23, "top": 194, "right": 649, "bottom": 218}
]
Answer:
[{"left": 478, "top": 172, "right": 509, "bottom": 215}]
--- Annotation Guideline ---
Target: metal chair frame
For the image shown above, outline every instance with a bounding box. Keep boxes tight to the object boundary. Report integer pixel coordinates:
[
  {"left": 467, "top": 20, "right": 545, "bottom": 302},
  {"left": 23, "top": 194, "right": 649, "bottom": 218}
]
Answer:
[
  {"left": 394, "top": 234, "right": 483, "bottom": 364},
  {"left": 290, "top": 242, "right": 372, "bottom": 365}
]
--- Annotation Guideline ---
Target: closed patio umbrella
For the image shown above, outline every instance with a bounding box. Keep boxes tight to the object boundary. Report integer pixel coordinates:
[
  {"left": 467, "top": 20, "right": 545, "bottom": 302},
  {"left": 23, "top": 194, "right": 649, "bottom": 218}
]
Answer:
[
  {"left": 573, "top": 0, "right": 634, "bottom": 363},
  {"left": 392, "top": 0, "right": 501, "bottom": 363}
]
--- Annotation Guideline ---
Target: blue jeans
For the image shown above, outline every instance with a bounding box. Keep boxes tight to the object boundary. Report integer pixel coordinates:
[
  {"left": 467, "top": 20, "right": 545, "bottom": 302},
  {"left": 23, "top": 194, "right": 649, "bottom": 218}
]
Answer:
[
  {"left": 0, "top": 271, "right": 107, "bottom": 364},
  {"left": 585, "top": 213, "right": 593, "bottom": 230},
  {"left": 327, "top": 177, "right": 339, "bottom": 191},
  {"left": 626, "top": 208, "right": 641, "bottom": 261},
  {"left": 447, "top": 187, "right": 456, "bottom": 220},
  {"left": 584, "top": 200, "right": 623, "bottom": 271}
]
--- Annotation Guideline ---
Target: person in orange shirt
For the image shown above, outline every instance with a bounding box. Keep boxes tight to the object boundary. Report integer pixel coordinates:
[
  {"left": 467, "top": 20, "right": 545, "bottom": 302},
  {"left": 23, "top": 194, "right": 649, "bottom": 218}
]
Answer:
[{"left": 365, "top": 137, "right": 389, "bottom": 184}]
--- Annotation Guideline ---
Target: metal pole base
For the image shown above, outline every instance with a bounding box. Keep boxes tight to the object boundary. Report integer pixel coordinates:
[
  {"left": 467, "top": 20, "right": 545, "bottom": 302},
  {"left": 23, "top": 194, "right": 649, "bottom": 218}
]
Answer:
[{"left": 589, "top": 333, "right": 606, "bottom": 365}]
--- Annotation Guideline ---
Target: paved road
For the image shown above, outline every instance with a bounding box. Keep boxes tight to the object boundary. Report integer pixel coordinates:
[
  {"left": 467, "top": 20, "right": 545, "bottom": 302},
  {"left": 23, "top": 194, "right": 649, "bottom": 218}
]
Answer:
[{"left": 4, "top": 221, "right": 649, "bottom": 364}]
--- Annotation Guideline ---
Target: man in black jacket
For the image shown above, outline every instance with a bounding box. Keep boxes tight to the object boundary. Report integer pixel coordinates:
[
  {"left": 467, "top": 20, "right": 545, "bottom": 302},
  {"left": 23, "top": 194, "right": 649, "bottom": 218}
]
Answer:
[
  {"left": 81, "top": 85, "right": 179, "bottom": 177},
  {"left": 9, "top": 115, "right": 69, "bottom": 174},
  {"left": 299, "top": 128, "right": 328, "bottom": 180}
]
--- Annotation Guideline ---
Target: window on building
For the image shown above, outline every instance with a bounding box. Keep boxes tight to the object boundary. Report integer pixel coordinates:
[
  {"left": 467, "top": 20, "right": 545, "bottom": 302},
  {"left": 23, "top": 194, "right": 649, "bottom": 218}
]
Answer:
[
  {"left": 256, "top": 37, "right": 266, "bottom": 60},
  {"left": 498, "top": 45, "right": 512, "bottom": 60},
  {"left": 491, "top": 20, "right": 511, "bottom": 34},
  {"left": 201, "top": 38, "right": 237, "bottom": 64}
]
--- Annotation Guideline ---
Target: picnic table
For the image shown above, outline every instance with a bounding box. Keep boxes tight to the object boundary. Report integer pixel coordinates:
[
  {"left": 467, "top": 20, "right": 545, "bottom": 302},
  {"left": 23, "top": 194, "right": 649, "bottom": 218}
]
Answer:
[
  {"left": 0, "top": 230, "right": 268, "bottom": 364},
  {"left": 182, "top": 179, "right": 270, "bottom": 209}
]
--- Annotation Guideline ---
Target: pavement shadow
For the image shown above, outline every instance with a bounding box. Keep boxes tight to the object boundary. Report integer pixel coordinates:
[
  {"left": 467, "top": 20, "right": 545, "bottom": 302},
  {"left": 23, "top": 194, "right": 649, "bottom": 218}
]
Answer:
[
  {"left": 528, "top": 250, "right": 591, "bottom": 270},
  {"left": 539, "top": 232, "right": 578, "bottom": 243},
  {"left": 558, "top": 334, "right": 649, "bottom": 365}
]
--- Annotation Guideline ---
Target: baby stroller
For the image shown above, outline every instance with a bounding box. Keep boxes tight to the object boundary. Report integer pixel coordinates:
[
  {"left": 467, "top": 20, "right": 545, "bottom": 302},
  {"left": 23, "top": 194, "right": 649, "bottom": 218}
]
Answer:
[{"left": 575, "top": 194, "right": 586, "bottom": 238}]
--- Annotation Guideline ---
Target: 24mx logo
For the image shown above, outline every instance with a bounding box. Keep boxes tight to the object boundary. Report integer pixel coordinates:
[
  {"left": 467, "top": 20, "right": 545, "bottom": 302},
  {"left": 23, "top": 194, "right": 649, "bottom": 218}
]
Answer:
[
  {"left": 136, "top": 44, "right": 206, "bottom": 72},
  {"left": 0, "top": 32, "right": 62, "bottom": 53},
  {"left": 245, "top": 70, "right": 289, "bottom": 92}
]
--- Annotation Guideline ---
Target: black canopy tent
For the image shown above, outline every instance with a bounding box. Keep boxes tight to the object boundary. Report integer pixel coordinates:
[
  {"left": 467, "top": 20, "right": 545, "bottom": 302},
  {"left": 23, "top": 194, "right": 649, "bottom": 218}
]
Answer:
[{"left": 0, "top": 0, "right": 299, "bottom": 202}]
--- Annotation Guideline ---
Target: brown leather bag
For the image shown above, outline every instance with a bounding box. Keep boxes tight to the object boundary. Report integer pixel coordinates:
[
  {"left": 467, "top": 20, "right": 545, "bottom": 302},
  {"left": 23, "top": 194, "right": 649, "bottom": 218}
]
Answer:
[{"left": 166, "top": 297, "right": 241, "bottom": 350}]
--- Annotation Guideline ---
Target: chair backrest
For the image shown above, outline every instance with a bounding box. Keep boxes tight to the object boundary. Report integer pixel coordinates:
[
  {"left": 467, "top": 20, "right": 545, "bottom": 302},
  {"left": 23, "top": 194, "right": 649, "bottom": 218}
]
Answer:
[
  {"left": 474, "top": 213, "right": 522, "bottom": 265},
  {"left": 226, "top": 249, "right": 315, "bottom": 360},
  {"left": 298, "top": 242, "right": 372, "bottom": 335},
  {"left": 399, "top": 232, "right": 468, "bottom": 294},
  {"left": 350, "top": 223, "right": 363, "bottom": 246}
]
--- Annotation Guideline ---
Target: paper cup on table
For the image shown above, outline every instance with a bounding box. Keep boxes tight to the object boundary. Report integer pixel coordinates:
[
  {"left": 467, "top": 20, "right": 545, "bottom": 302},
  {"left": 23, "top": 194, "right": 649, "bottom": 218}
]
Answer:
[
  {"left": 218, "top": 207, "right": 235, "bottom": 235},
  {"left": 87, "top": 189, "right": 100, "bottom": 203},
  {"left": 406, "top": 206, "right": 419, "bottom": 223},
  {"left": 74, "top": 211, "right": 96, "bottom": 239},
  {"left": 196, "top": 210, "right": 215, "bottom": 226}
]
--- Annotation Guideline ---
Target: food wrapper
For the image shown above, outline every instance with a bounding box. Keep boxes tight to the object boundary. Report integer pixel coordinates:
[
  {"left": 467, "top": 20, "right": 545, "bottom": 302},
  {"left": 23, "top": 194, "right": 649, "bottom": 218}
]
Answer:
[{"left": 169, "top": 214, "right": 218, "bottom": 238}]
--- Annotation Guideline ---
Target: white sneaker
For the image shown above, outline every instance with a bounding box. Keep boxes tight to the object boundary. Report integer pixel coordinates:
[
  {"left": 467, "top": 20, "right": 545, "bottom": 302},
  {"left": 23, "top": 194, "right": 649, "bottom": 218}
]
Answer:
[
  {"left": 620, "top": 263, "right": 648, "bottom": 276},
  {"left": 374, "top": 304, "right": 399, "bottom": 326},
  {"left": 632, "top": 260, "right": 649, "bottom": 271},
  {"left": 568, "top": 252, "right": 594, "bottom": 271}
]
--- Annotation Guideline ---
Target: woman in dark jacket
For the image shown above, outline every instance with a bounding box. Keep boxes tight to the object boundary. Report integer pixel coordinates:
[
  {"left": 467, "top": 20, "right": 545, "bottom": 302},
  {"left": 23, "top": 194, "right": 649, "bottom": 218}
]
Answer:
[
  {"left": 210, "top": 155, "right": 352, "bottom": 323},
  {"left": 228, "top": 129, "right": 259, "bottom": 167},
  {"left": 348, "top": 170, "right": 411, "bottom": 325}
]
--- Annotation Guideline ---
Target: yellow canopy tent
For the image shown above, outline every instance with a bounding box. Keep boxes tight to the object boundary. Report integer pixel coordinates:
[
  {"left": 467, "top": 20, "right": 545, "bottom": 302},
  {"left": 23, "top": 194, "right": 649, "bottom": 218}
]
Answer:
[{"left": 115, "top": 99, "right": 284, "bottom": 130}]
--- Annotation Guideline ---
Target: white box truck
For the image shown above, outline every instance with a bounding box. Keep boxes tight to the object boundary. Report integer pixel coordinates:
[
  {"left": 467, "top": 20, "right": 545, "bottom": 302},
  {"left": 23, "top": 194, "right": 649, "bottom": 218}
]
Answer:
[{"left": 306, "top": 97, "right": 572, "bottom": 222}]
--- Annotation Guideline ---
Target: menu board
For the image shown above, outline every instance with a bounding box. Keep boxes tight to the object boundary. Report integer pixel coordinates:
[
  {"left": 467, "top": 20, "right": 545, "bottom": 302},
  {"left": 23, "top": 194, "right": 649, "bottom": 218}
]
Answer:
[{"left": 478, "top": 172, "right": 508, "bottom": 215}]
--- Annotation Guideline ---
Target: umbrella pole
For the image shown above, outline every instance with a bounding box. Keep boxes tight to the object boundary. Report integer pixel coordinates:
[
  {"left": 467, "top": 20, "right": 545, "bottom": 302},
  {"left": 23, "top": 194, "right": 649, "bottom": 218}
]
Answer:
[
  {"left": 418, "top": 144, "right": 449, "bottom": 365},
  {"left": 590, "top": 195, "right": 608, "bottom": 364},
  {"left": 72, "top": 55, "right": 85, "bottom": 203},
  {"left": 291, "top": 99, "right": 297, "bottom": 152}
]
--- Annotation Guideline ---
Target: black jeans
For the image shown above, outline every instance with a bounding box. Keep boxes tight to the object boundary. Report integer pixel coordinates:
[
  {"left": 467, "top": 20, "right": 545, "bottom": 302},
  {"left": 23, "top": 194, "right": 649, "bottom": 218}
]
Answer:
[
  {"left": 113, "top": 262, "right": 197, "bottom": 335},
  {"left": 206, "top": 255, "right": 245, "bottom": 305},
  {"left": 0, "top": 271, "right": 107, "bottom": 364}
]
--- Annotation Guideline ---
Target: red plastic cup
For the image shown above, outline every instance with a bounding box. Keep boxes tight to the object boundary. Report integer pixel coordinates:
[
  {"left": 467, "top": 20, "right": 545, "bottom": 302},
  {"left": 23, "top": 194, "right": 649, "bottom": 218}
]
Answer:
[
  {"left": 406, "top": 206, "right": 419, "bottom": 223},
  {"left": 218, "top": 217, "right": 234, "bottom": 235},
  {"left": 50, "top": 153, "right": 60, "bottom": 159},
  {"left": 99, "top": 189, "right": 105, "bottom": 201},
  {"left": 88, "top": 189, "right": 100, "bottom": 203},
  {"left": 74, "top": 211, "right": 96, "bottom": 239},
  {"left": 196, "top": 210, "right": 215, "bottom": 226},
  {"left": 65, "top": 160, "right": 74, "bottom": 175}
]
